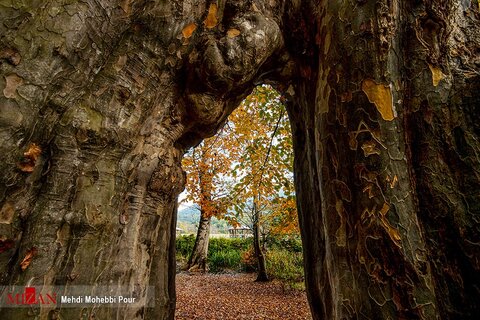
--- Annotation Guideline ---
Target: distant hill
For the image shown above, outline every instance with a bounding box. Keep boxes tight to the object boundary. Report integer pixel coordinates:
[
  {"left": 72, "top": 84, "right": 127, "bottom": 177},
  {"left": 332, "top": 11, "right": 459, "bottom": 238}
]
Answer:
[
  {"left": 178, "top": 206, "right": 199, "bottom": 224},
  {"left": 177, "top": 205, "right": 229, "bottom": 234}
]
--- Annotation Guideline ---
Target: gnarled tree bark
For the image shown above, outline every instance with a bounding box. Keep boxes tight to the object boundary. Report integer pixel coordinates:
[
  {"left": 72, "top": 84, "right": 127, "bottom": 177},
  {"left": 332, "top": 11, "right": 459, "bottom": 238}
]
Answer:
[
  {"left": 0, "top": 1, "right": 284, "bottom": 319},
  {"left": 286, "top": 1, "right": 480, "bottom": 319},
  {"left": 0, "top": 1, "right": 478, "bottom": 319}
]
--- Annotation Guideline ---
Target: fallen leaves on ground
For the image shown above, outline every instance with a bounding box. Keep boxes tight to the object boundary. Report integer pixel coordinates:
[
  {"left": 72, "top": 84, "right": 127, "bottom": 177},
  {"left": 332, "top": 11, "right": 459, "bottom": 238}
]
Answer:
[{"left": 175, "top": 272, "right": 311, "bottom": 320}]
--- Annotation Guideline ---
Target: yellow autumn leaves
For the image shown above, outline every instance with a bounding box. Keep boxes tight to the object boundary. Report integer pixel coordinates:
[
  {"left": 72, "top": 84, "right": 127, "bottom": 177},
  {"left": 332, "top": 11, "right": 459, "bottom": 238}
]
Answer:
[{"left": 182, "top": 86, "right": 298, "bottom": 235}]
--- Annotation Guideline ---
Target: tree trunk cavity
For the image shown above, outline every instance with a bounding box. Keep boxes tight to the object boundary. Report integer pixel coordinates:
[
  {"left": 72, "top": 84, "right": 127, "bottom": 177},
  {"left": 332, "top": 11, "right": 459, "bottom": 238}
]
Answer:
[
  {"left": 186, "top": 211, "right": 211, "bottom": 272},
  {"left": 0, "top": 1, "right": 478, "bottom": 320}
]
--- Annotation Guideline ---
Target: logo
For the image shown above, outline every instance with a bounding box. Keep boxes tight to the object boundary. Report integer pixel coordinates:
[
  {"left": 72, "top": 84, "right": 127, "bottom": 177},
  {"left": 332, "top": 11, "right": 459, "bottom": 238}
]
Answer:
[
  {"left": 1, "top": 285, "right": 154, "bottom": 308},
  {"left": 6, "top": 287, "right": 57, "bottom": 305}
]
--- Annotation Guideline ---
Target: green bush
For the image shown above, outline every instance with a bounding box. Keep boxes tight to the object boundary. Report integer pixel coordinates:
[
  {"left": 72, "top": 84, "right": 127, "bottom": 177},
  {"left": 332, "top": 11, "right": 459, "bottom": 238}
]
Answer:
[
  {"left": 208, "top": 237, "right": 252, "bottom": 253},
  {"left": 266, "top": 236, "right": 303, "bottom": 253},
  {"left": 175, "top": 235, "right": 305, "bottom": 289},
  {"left": 266, "top": 248, "right": 304, "bottom": 288},
  {"left": 208, "top": 250, "right": 242, "bottom": 273},
  {"left": 176, "top": 234, "right": 196, "bottom": 257},
  {"left": 175, "top": 236, "right": 251, "bottom": 272}
]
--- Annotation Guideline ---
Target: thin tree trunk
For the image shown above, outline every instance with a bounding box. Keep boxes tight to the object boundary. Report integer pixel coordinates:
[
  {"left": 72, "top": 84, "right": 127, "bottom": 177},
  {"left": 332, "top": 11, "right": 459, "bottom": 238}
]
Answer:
[
  {"left": 253, "top": 201, "right": 268, "bottom": 282},
  {"left": 186, "top": 211, "right": 211, "bottom": 272}
]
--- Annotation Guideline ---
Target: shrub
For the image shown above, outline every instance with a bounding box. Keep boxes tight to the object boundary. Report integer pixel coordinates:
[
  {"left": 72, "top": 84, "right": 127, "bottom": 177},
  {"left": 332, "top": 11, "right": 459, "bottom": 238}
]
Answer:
[
  {"left": 176, "top": 234, "right": 196, "bottom": 257},
  {"left": 266, "top": 236, "right": 303, "bottom": 253},
  {"left": 266, "top": 248, "right": 304, "bottom": 289},
  {"left": 176, "top": 236, "right": 251, "bottom": 272},
  {"left": 175, "top": 235, "right": 306, "bottom": 290},
  {"left": 207, "top": 238, "right": 251, "bottom": 272},
  {"left": 208, "top": 250, "right": 242, "bottom": 273},
  {"left": 208, "top": 237, "right": 252, "bottom": 253}
]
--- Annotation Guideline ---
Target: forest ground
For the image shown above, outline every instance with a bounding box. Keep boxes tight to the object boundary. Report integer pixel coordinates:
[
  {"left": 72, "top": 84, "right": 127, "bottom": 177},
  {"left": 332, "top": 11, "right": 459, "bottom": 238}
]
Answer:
[{"left": 175, "top": 272, "right": 312, "bottom": 320}]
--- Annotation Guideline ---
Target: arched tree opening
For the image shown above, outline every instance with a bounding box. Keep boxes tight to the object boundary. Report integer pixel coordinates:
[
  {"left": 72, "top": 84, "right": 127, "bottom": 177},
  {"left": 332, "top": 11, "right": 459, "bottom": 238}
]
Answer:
[{"left": 180, "top": 85, "right": 298, "bottom": 283}]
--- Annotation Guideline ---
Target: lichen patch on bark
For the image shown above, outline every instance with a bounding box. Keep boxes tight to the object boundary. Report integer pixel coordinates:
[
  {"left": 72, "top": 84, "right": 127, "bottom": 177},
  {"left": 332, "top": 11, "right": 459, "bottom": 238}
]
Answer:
[
  {"left": 0, "top": 47, "right": 21, "bottom": 66},
  {"left": 378, "top": 203, "right": 402, "bottom": 248},
  {"left": 17, "top": 143, "right": 41, "bottom": 173},
  {"left": 204, "top": 4, "right": 218, "bottom": 29},
  {"left": 20, "top": 247, "right": 37, "bottom": 271},
  {"left": 3, "top": 74, "right": 23, "bottom": 99},
  {"left": 428, "top": 64, "right": 445, "bottom": 86},
  {"left": 361, "top": 140, "right": 381, "bottom": 157},
  {"left": 114, "top": 55, "right": 128, "bottom": 72},
  {"left": 182, "top": 23, "right": 197, "bottom": 39},
  {"left": 227, "top": 28, "right": 241, "bottom": 38},
  {"left": 386, "top": 175, "right": 398, "bottom": 189},
  {"left": 0, "top": 202, "right": 15, "bottom": 224},
  {"left": 361, "top": 79, "right": 395, "bottom": 121}
]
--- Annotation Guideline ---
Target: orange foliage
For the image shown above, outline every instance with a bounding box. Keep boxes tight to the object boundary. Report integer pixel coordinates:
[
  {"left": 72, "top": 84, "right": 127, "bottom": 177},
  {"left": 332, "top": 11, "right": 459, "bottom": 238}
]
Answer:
[
  {"left": 182, "top": 125, "right": 239, "bottom": 219},
  {"left": 182, "top": 85, "right": 298, "bottom": 236}
]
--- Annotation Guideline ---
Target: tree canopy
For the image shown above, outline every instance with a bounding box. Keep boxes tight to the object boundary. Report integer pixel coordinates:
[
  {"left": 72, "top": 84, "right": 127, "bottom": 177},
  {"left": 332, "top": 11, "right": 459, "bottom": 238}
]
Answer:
[{"left": 182, "top": 85, "right": 298, "bottom": 236}]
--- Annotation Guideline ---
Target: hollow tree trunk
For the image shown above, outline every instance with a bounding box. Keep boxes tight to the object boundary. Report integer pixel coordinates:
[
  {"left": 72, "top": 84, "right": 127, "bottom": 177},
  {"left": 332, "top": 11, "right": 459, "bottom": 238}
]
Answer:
[
  {"left": 0, "top": 2, "right": 185, "bottom": 318},
  {"left": 186, "top": 210, "right": 211, "bottom": 272},
  {"left": 0, "top": 1, "right": 478, "bottom": 320},
  {"left": 252, "top": 201, "right": 268, "bottom": 282},
  {"left": 284, "top": 1, "right": 480, "bottom": 319},
  {"left": 0, "top": 1, "right": 285, "bottom": 319}
]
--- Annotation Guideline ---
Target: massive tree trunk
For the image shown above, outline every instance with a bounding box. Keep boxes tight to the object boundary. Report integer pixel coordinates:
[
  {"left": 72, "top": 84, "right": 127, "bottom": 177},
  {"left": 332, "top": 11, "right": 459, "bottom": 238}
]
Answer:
[
  {"left": 186, "top": 210, "right": 211, "bottom": 272},
  {"left": 0, "top": 1, "right": 284, "bottom": 319},
  {"left": 286, "top": 1, "right": 480, "bottom": 319},
  {"left": 0, "top": 2, "right": 186, "bottom": 318},
  {"left": 0, "top": 1, "right": 478, "bottom": 320}
]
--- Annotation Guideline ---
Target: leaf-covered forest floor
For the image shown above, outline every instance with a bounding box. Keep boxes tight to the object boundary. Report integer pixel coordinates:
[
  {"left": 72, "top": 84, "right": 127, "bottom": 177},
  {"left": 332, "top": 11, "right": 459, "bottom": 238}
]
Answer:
[{"left": 175, "top": 272, "right": 312, "bottom": 319}]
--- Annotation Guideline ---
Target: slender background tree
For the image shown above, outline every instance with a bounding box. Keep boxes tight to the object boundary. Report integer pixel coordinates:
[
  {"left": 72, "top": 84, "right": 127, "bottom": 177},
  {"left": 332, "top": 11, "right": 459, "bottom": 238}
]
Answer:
[
  {"left": 227, "top": 86, "right": 295, "bottom": 281},
  {"left": 181, "top": 126, "right": 236, "bottom": 271}
]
